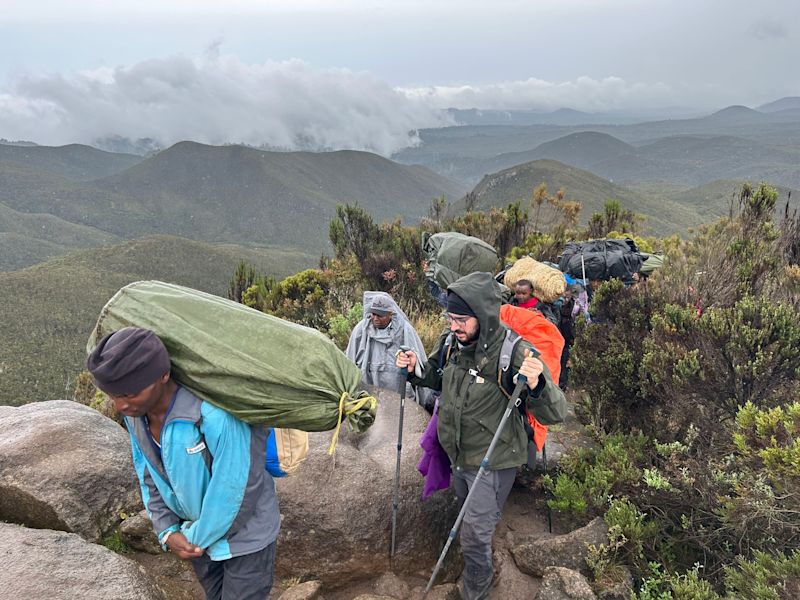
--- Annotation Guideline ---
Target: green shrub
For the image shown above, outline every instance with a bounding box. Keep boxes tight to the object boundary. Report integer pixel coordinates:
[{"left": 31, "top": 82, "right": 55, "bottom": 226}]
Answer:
[
  {"left": 328, "top": 303, "right": 363, "bottom": 350},
  {"left": 102, "top": 529, "right": 131, "bottom": 554},
  {"left": 634, "top": 564, "right": 721, "bottom": 600},
  {"left": 724, "top": 550, "right": 800, "bottom": 599},
  {"left": 545, "top": 433, "right": 648, "bottom": 516}
]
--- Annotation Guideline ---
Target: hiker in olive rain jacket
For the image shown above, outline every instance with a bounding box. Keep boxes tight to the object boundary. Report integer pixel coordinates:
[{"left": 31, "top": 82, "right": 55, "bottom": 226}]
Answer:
[{"left": 397, "top": 271, "right": 567, "bottom": 600}]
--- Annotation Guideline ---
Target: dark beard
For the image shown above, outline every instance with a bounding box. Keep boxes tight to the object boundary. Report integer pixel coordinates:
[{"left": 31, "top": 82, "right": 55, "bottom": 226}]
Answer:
[{"left": 457, "top": 327, "right": 480, "bottom": 346}]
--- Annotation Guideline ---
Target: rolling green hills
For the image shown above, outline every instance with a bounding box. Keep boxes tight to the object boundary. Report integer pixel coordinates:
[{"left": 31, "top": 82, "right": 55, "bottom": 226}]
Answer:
[
  {"left": 642, "top": 179, "right": 799, "bottom": 223},
  {"left": 0, "top": 235, "right": 315, "bottom": 407},
  {"left": 393, "top": 108, "right": 800, "bottom": 190},
  {"left": 0, "top": 202, "right": 121, "bottom": 270},
  {"left": 0, "top": 143, "right": 143, "bottom": 181},
  {"left": 1, "top": 141, "right": 467, "bottom": 257},
  {"left": 91, "top": 141, "right": 467, "bottom": 249},
  {"left": 461, "top": 159, "right": 700, "bottom": 235}
]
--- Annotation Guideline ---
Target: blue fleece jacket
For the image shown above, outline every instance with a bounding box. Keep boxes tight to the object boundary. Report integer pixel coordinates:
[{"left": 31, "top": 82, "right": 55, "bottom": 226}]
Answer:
[{"left": 125, "top": 386, "right": 280, "bottom": 560}]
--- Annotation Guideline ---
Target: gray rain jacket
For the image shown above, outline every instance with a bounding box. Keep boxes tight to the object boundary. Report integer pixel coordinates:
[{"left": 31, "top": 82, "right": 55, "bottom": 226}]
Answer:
[{"left": 346, "top": 292, "right": 433, "bottom": 408}]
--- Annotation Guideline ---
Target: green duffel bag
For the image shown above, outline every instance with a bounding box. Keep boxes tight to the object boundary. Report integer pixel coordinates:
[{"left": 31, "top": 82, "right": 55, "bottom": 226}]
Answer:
[
  {"left": 87, "top": 281, "right": 376, "bottom": 450},
  {"left": 422, "top": 231, "right": 499, "bottom": 290}
]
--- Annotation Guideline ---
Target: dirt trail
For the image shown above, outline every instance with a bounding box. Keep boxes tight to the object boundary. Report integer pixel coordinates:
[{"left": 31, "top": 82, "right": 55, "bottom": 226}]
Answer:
[
  {"left": 129, "top": 479, "right": 557, "bottom": 599},
  {"left": 131, "top": 393, "right": 587, "bottom": 599}
]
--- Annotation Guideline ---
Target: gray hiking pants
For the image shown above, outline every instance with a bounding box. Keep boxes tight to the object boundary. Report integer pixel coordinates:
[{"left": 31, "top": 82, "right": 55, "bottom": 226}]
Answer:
[
  {"left": 191, "top": 541, "right": 276, "bottom": 600},
  {"left": 453, "top": 466, "right": 517, "bottom": 600}
]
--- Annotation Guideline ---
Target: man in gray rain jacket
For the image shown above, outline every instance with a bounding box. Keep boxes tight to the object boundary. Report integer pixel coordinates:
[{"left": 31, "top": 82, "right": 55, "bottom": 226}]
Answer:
[{"left": 346, "top": 291, "right": 432, "bottom": 409}]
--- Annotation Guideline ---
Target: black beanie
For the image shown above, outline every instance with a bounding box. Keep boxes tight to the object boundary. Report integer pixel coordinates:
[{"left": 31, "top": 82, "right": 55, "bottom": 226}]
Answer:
[
  {"left": 86, "top": 327, "right": 171, "bottom": 395},
  {"left": 446, "top": 291, "right": 476, "bottom": 317}
]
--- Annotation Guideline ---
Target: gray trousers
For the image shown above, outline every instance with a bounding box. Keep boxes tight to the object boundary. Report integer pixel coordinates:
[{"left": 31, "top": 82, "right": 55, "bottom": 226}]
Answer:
[
  {"left": 453, "top": 467, "right": 517, "bottom": 600},
  {"left": 191, "top": 541, "right": 276, "bottom": 600}
]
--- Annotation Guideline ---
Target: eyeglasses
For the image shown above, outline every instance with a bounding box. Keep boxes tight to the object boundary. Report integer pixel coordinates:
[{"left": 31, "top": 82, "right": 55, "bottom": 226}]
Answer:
[{"left": 443, "top": 313, "right": 472, "bottom": 326}]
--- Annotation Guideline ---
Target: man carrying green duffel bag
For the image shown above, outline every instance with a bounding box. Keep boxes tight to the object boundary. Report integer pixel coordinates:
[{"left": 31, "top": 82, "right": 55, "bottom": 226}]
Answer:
[{"left": 88, "top": 327, "right": 280, "bottom": 600}]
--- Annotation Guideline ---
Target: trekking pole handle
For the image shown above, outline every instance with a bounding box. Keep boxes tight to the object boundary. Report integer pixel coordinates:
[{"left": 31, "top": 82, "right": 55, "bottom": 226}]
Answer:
[{"left": 398, "top": 345, "right": 412, "bottom": 375}]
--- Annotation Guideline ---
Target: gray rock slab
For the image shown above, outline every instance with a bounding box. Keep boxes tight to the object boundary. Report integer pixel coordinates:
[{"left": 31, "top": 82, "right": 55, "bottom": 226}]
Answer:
[
  {"left": 409, "top": 583, "right": 460, "bottom": 600},
  {"left": 275, "top": 389, "right": 460, "bottom": 587},
  {"left": 0, "top": 400, "right": 142, "bottom": 542},
  {"left": 535, "top": 567, "right": 597, "bottom": 600},
  {"left": 0, "top": 522, "right": 164, "bottom": 600},
  {"left": 512, "top": 517, "right": 608, "bottom": 577},
  {"left": 373, "top": 571, "right": 411, "bottom": 598},
  {"left": 121, "top": 509, "right": 162, "bottom": 554},
  {"left": 278, "top": 580, "right": 325, "bottom": 600},
  {"left": 493, "top": 546, "right": 540, "bottom": 599}
]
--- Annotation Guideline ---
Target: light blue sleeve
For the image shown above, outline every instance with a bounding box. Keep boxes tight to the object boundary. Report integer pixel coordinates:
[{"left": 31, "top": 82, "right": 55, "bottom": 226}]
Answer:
[
  {"left": 127, "top": 422, "right": 180, "bottom": 542},
  {"left": 180, "top": 406, "right": 251, "bottom": 550}
]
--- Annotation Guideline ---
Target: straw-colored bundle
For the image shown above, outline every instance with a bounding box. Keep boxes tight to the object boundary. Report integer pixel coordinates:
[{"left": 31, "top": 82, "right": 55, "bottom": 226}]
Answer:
[{"left": 503, "top": 257, "right": 566, "bottom": 303}]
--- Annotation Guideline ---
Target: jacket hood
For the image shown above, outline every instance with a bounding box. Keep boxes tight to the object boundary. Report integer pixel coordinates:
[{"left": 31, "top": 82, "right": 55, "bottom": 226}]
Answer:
[
  {"left": 362, "top": 291, "right": 408, "bottom": 324},
  {"left": 447, "top": 271, "right": 502, "bottom": 363}
]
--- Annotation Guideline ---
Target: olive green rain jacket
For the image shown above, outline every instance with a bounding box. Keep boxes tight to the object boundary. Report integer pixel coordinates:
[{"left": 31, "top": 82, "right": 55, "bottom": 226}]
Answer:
[{"left": 410, "top": 272, "right": 567, "bottom": 470}]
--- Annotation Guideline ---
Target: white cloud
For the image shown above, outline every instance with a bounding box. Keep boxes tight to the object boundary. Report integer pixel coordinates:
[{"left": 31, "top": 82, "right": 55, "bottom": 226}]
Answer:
[
  {"left": 0, "top": 55, "right": 452, "bottom": 154},
  {"left": 0, "top": 52, "right": 757, "bottom": 153},
  {"left": 748, "top": 18, "right": 790, "bottom": 41},
  {"left": 400, "top": 76, "right": 681, "bottom": 112}
]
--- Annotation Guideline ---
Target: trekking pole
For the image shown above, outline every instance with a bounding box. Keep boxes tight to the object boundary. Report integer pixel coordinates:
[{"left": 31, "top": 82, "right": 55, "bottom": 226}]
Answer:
[
  {"left": 423, "top": 374, "right": 528, "bottom": 595},
  {"left": 580, "top": 253, "right": 587, "bottom": 289},
  {"left": 391, "top": 346, "right": 411, "bottom": 558},
  {"left": 542, "top": 443, "right": 552, "bottom": 533}
]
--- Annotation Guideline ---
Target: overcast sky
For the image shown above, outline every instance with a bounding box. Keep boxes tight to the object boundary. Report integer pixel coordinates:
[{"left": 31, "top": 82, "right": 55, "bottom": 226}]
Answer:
[{"left": 1, "top": 0, "right": 798, "bottom": 152}]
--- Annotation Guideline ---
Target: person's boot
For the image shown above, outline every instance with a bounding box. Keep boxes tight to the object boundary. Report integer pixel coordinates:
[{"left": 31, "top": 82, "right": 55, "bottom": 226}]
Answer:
[{"left": 460, "top": 563, "right": 493, "bottom": 600}]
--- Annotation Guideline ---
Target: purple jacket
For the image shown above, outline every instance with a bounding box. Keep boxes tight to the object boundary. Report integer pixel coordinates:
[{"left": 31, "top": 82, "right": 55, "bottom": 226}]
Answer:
[{"left": 417, "top": 399, "right": 451, "bottom": 499}]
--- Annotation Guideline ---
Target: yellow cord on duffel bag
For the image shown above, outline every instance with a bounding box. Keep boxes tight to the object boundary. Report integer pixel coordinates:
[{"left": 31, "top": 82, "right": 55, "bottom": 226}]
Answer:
[{"left": 327, "top": 391, "right": 378, "bottom": 455}]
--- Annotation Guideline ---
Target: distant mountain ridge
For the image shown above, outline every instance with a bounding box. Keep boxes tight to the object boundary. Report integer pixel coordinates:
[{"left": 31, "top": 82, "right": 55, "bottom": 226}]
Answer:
[
  {"left": 0, "top": 143, "right": 143, "bottom": 181},
  {"left": 459, "top": 158, "right": 699, "bottom": 235},
  {"left": 757, "top": 97, "right": 800, "bottom": 113},
  {"left": 394, "top": 99, "right": 800, "bottom": 189},
  {"left": 1, "top": 141, "right": 467, "bottom": 258}
]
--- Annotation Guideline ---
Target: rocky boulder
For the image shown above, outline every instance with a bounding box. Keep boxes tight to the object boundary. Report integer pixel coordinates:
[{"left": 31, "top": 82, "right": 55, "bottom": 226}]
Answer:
[
  {"left": 536, "top": 567, "right": 597, "bottom": 600},
  {"left": 121, "top": 509, "right": 162, "bottom": 554},
  {"left": 372, "top": 572, "right": 411, "bottom": 598},
  {"left": 275, "top": 388, "right": 460, "bottom": 587},
  {"left": 512, "top": 517, "right": 608, "bottom": 577},
  {"left": 277, "top": 580, "right": 325, "bottom": 600},
  {"left": 408, "top": 583, "right": 460, "bottom": 600},
  {"left": 0, "top": 522, "right": 164, "bottom": 599},
  {"left": 0, "top": 400, "right": 142, "bottom": 542}
]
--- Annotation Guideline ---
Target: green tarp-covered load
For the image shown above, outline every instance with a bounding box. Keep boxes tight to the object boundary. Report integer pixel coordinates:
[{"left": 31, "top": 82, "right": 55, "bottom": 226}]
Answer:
[
  {"left": 639, "top": 252, "right": 665, "bottom": 277},
  {"left": 422, "top": 231, "right": 499, "bottom": 290},
  {"left": 87, "top": 281, "right": 376, "bottom": 447}
]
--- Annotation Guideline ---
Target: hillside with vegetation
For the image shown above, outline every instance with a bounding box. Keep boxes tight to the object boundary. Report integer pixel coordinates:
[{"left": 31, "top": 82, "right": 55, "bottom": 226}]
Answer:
[
  {"left": 222, "top": 179, "right": 800, "bottom": 598},
  {"left": 394, "top": 104, "right": 800, "bottom": 191},
  {"left": 0, "top": 143, "right": 143, "bottom": 181},
  {"left": 0, "top": 202, "right": 121, "bottom": 270},
  {"left": 630, "top": 179, "right": 800, "bottom": 224},
  {"left": 459, "top": 159, "right": 699, "bottom": 236},
  {"left": 0, "top": 141, "right": 466, "bottom": 261},
  {"left": 0, "top": 235, "right": 315, "bottom": 406}
]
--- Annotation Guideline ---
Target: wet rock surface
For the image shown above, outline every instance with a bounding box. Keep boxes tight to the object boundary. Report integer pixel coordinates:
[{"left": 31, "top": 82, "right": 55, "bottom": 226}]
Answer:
[
  {"left": 0, "top": 400, "right": 141, "bottom": 542},
  {"left": 511, "top": 517, "right": 608, "bottom": 577},
  {"left": 0, "top": 522, "right": 165, "bottom": 600},
  {"left": 275, "top": 389, "right": 460, "bottom": 587}
]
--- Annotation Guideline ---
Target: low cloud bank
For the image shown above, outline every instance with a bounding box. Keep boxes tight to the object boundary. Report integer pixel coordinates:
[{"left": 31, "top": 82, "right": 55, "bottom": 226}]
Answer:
[
  {"left": 1, "top": 54, "right": 686, "bottom": 153},
  {"left": 0, "top": 55, "right": 451, "bottom": 154},
  {"left": 401, "top": 76, "right": 679, "bottom": 112}
]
